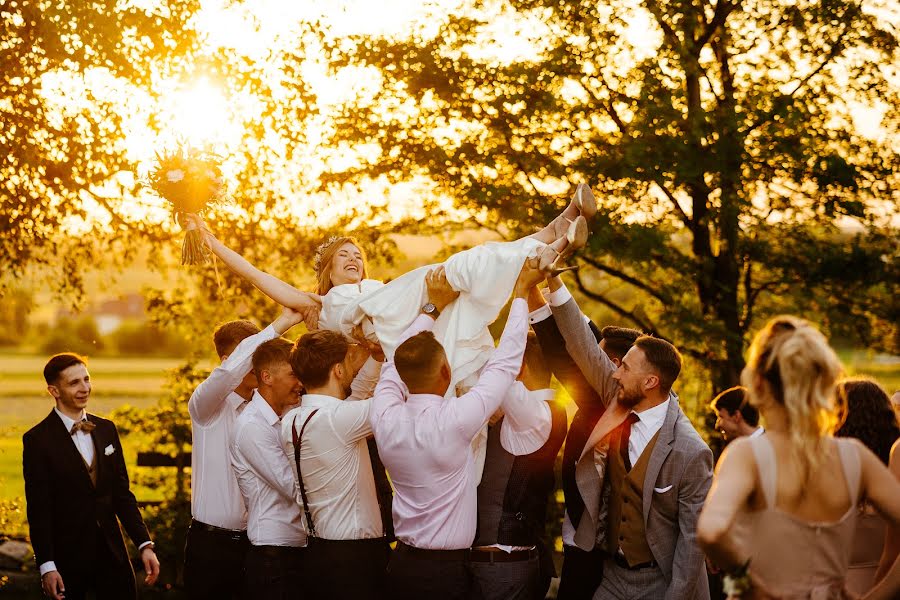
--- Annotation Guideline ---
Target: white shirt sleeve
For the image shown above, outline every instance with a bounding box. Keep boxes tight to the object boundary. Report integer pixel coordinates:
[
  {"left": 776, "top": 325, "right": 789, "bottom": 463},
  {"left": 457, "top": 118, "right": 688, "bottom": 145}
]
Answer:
[
  {"left": 528, "top": 304, "right": 552, "bottom": 324},
  {"left": 332, "top": 400, "right": 374, "bottom": 443},
  {"left": 189, "top": 325, "right": 277, "bottom": 425},
  {"left": 547, "top": 283, "right": 572, "bottom": 307},
  {"left": 39, "top": 561, "right": 57, "bottom": 576},
  {"left": 499, "top": 382, "right": 553, "bottom": 456},
  {"left": 234, "top": 421, "right": 300, "bottom": 504},
  {"left": 348, "top": 357, "right": 382, "bottom": 401}
]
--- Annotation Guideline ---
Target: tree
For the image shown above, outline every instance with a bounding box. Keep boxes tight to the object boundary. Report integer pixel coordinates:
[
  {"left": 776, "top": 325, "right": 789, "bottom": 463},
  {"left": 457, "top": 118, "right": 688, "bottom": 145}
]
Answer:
[
  {"left": 313, "top": 0, "right": 899, "bottom": 389},
  {"left": 0, "top": 0, "right": 199, "bottom": 293}
]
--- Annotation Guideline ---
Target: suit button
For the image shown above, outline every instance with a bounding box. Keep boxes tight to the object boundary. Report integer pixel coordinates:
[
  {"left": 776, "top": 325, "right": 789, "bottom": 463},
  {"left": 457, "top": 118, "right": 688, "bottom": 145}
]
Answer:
[{"left": 515, "top": 512, "right": 525, "bottom": 521}]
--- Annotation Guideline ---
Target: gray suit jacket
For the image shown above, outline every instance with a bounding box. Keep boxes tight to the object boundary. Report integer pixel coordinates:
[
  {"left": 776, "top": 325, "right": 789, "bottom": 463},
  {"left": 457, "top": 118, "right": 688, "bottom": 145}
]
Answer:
[{"left": 551, "top": 297, "right": 713, "bottom": 600}]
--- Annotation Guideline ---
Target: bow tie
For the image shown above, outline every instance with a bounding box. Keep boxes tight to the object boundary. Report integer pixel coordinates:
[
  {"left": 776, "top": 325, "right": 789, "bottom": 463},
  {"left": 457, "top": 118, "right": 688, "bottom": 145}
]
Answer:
[{"left": 70, "top": 419, "right": 96, "bottom": 435}]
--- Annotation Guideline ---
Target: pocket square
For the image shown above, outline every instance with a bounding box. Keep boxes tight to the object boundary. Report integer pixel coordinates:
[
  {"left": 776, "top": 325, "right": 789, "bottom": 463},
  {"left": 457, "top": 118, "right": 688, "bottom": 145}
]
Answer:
[
  {"left": 653, "top": 485, "right": 673, "bottom": 493},
  {"left": 104, "top": 444, "right": 115, "bottom": 456}
]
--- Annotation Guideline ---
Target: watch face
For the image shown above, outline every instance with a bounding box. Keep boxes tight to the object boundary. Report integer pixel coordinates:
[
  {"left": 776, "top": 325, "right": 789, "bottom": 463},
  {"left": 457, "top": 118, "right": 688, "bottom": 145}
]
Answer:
[{"left": 423, "top": 303, "right": 435, "bottom": 313}]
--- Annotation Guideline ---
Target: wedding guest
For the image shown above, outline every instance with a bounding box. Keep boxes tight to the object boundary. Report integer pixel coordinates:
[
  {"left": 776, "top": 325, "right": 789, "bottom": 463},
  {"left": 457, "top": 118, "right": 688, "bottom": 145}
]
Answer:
[
  {"left": 525, "top": 278, "right": 640, "bottom": 600},
  {"left": 711, "top": 386, "right": 763, "bottom": 441},
  {"left": 834, "top": 378, "right": 900, "bottom": 595},
  {"left": 231, "top": 338, "right": 307, "bottom": 598},
  {"left": 699, "top": 316, "right": 900, "bottom": 599},
  {"left": 23, "top": 353, "right": 160, "bottom": 600},
  {"left": 281, "top": 330, "right": 389, "bottom": 600},
  {"left": 184, "top": 308, "right": 304, "bottom": 599},
  {"left": 541, "top": 275, "right": 713, "bottom": 599},
  {"left": 369, "top": 264, "right": 535, "bottom": 600},
  {"left": 469, "top": 332, "right": 567, "bottom": 600},
  {"left": 876, "top": 438, "right": 900, "bottom": 584}
]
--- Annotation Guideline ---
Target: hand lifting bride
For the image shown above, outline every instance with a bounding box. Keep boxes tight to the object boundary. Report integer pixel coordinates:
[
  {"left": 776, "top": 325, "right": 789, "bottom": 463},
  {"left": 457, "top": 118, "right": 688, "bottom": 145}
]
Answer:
[{"left": 186, "top": 184, "right": 596, "bottom": 396}]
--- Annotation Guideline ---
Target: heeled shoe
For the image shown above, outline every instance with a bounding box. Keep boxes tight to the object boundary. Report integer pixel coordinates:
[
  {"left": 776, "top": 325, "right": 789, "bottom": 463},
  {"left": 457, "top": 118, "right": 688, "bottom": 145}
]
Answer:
[
  {"left": 573, "top": 183, "right": 597, "bottom": 220},
  {"left": 537, "top": 216, "right": 588, "bottom": 276}
]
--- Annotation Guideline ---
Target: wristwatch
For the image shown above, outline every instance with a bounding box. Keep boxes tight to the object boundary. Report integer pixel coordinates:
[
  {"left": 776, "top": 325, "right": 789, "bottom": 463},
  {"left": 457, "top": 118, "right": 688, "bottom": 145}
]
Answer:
[{"left": 422, "top": 302, "right": 440, "bottom": 318}]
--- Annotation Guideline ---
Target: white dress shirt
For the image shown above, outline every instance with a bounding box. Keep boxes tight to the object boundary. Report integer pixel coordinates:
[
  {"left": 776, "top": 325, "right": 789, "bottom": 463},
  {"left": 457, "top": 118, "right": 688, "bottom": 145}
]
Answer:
[
  {"left": 188, "top": 325, "right": 277, "bottom": 530},
  {"left": 499, "top": 382, "right": 553, "bottom": 456},
  {"left": 40, "top": 409, "right": 150, "bottom": 576},
  {"left": 370, "top": 298, "right": 529, "bottom": 550},
  {"left": 280, "top": 358, "right": 384, "bottom": 540},
  {"left": 231, "top": 393, "right": 306, "bottom": 547},
  {"left": 628, "top": 398, "right": 670, "bottom": 466}
]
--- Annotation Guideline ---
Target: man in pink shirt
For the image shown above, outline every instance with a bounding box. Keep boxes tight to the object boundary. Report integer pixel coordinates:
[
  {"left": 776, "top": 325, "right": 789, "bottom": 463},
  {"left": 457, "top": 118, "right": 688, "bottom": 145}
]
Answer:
[{"left": 370, "top": 264, "right": 543, "bottom": 600}]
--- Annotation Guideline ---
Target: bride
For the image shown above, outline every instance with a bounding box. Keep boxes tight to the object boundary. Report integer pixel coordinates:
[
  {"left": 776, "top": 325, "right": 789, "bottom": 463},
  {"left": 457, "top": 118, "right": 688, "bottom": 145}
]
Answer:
[{"left": 190, "top": 184, "right": 595, "bottom": 395}]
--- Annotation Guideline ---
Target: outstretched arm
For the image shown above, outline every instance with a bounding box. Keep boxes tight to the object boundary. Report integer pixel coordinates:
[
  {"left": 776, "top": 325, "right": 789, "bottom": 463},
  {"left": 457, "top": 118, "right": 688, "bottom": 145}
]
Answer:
[{"left": 189, "top": 215, "right": 321, "bottom": 315}]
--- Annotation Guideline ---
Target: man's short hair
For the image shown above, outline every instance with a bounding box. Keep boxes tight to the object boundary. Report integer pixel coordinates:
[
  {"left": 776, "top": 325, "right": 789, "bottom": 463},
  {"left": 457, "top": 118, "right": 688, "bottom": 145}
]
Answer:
[
  {"left": 252, "top": 338, "right": 293, "bottom": 380},
  {"left": 290, "top": 330, "right": 350, "bottom": 389},
  {"left": 633, "top": 335, "right": 682, "bottom": 393},
  {"left": 44, "top": 353, "right": 87, "bottom": 385},
  {"left": 600, "top": 326, "right": 642, "bottom": 362},
  {"left": 395, "top": 331, "right": 446, "bottom": 391},
  {"left": 711, "top": 386, "right": 759, "bottom": 426},
  {"left": 522, "top": 332, "right": 551, "bottom": 389},
  {"left": 214, "top": 320, "right": 261, "bottom": 357}
]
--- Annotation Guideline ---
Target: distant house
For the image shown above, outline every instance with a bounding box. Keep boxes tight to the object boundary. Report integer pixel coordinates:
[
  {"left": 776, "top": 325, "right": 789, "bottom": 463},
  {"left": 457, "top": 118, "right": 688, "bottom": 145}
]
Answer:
[{"left": 55, "top": 293, "right": 145, "bottom": 334}]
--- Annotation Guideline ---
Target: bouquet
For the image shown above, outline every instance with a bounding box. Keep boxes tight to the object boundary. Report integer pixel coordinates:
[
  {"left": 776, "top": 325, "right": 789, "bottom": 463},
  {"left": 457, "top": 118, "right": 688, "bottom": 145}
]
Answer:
[{"left": 147, "top": 146, "right": 226, "bottom": 265}]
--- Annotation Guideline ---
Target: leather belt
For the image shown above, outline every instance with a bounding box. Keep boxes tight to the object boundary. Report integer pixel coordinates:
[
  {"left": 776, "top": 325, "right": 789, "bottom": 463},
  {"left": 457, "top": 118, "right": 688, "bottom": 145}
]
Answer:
[
  {"left": 468, "top": 547, "right": 539, "bottom": 563},
  {"left": 191, "top": 519, "right": 248, "bottom": 542},
  {"left": 249, "top": 544, "right": 306, "bottom": 558},
  {"left": 396, "top": 541, "right": 467, "bottom": 562},
  {"left": 612, "top": 552, "right": 657, "bottom": 571}
]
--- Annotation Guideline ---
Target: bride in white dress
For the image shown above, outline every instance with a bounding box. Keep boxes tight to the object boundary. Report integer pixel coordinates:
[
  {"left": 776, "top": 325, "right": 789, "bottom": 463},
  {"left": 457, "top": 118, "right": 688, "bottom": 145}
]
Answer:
[{"left": 191, "top": 184, "right": 595, "bottom": 395}]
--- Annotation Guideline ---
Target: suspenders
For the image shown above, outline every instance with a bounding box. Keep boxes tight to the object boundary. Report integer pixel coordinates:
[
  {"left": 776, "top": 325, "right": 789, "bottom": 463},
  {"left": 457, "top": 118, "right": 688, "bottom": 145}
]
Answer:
[{"left": 291, "top": 409, "right": 320, "bottom": 538}]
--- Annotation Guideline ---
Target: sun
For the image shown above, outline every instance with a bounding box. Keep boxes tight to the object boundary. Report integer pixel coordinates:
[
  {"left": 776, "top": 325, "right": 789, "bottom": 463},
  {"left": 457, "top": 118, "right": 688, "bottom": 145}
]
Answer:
[{"left": 160, "top": 78, "right": 242, "bottom": 152}]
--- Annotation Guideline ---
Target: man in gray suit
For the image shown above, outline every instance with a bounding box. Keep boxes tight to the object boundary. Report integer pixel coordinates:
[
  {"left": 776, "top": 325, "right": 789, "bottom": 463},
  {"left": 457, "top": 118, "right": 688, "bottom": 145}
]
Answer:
[{"left": 539, "top": 275, "right": 713, "bottom": 600}]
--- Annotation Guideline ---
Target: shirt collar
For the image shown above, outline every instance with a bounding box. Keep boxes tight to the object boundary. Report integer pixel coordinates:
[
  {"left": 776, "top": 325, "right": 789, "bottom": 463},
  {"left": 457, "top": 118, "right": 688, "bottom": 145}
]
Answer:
[
  {"left": 227, "top": 391, "right": 252, "bottom": 411},
  {"left": 633, "top": 397, "right": 670, "bottom": 428},
  {"left": 301, "top": 394, "right": 342, "bottom": 409},
  {"left": 406, "top": 393, "right": 444, "bottom": 407},
  {"left": 54, "top": 407, "right": 86, "bottom": 431},
  {"left": 749, "top": 427, "right": 765, "bottom": 438},
  {"left": 251, "top": 391, "right": 281, "bottom": 426}
]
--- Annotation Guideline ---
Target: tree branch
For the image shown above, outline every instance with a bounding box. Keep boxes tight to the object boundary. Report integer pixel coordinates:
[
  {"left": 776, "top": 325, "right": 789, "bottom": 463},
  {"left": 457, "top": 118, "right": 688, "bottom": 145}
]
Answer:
[
  {"left": 572, "top": 269, "right": 659, "bottom": 334},
  {"left": 694, "top": 0, "right": 736, "bottom": 53},
  {"left": 579, "top": 255, "right": 672, "bottom": 304},
  {"left": 652, "top": 179, "right": 693, "bottom": 228}
]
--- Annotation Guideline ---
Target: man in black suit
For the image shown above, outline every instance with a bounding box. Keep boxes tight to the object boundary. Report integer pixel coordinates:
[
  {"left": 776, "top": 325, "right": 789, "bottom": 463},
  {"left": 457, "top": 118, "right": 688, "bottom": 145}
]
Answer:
[
  {"left": 23, "top": 353, "right": 160, "bottom": 600},
  {"left": 525, "top": 281, "right": 640, "bottom": 600}
]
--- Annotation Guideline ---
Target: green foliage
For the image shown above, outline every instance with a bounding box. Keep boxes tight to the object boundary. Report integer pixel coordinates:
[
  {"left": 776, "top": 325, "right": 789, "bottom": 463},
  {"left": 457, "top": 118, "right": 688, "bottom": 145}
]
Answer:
[
  {"left": 108, "top": 319, "right": 189, "bottom": 358},
  {"left": 38, "top": 315, "right": 105, "bottom": 356}
]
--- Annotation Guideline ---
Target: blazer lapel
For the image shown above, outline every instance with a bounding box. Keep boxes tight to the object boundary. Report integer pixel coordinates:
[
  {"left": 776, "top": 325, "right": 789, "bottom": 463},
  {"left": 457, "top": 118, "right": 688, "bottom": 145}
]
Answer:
[
  {"left": 87, "top": 414, "right": 104, "bottom": 487},
  {"left": 642, "top": 395, "right": 679, "bottom": 526},
  {"left": 48, "top": 411, "right": 95, "bottom": 491}
]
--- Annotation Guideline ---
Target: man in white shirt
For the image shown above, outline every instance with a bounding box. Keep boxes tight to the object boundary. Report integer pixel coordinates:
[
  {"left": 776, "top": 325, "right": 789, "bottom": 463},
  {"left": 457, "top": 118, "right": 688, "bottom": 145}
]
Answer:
[
  {"left": 184, "top": 309, "right": 304, "bottom": 599},
  {"left": 710, "top": 386, "right": 764, "bottom": 441},
  {"left": 370, "top": 264, "right": 537, "bottom": 600},
  {"left": 470, "top": 332, "right": 568, "bottom": 600},
  {"left": 281, "top": 330, "right": 387, "bottom": 599},
  {"left": 231, "top": 337, "right": 307, "bottom": 598}
]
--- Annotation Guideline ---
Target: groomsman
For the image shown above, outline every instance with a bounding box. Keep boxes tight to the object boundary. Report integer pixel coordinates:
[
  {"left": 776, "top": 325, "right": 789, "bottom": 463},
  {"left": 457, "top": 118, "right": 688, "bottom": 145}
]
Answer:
[
  {"left": 231, "top": 338, "right": 307, "bottom": 598},
  {"left": 546, "top": 277, "right": 713, "bottom": 599},
  {"left": 710, "top": 386, "right": 763, "bottom": 441},
  {"left": 526, "top": 279, "right": 640, "bottom": 599},
  {"left": 23, "top": 353, "right": 160, "bottom": 600},
  {"left": 370, "top": 265, "right": 534, "bottom": 600},
  {"left": 469, "top": 332, "right": 567, "bottom": 600},
  {"left": 184, "top": 308, "right": 304, "bottom": 599},
  {"left": 281, "top": 330, "right": 388, "bottom": 599}
]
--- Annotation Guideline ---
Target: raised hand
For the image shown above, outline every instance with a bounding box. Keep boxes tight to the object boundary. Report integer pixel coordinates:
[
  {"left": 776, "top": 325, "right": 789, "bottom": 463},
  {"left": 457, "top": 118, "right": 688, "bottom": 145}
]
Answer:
[
  {"left": 425, "top": 266, "right": 460, "bottom": 312},
  {"left": 273, "top": 306, "right": 307, "bottom": 335},
  {"left": 513, "top": 256, "right": 546, "bottom": 298}
]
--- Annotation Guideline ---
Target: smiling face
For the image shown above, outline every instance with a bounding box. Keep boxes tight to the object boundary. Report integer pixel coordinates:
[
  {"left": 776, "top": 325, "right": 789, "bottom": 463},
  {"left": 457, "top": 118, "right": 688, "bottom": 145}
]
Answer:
[
  {"left": 48, "top": 363, "right": 92, "bottom": 416},
  {"left": 329, "top": 242, "right": 364, "bottom": 287}
]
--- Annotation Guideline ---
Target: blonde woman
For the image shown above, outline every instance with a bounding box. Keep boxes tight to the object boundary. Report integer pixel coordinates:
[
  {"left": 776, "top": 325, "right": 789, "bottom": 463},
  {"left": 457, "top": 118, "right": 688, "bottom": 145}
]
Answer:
[
  {"left": 189, "top": 185, "right": 593, "bottom": 396},
  {"left": 697, "top": 316, "right": 900, "bottom": 600}
]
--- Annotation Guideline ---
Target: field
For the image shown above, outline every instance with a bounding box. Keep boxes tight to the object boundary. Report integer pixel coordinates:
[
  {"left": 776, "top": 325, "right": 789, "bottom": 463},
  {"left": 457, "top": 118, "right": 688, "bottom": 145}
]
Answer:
[{"left": 1, "top": 350, "right": 898, "bottom": 540}]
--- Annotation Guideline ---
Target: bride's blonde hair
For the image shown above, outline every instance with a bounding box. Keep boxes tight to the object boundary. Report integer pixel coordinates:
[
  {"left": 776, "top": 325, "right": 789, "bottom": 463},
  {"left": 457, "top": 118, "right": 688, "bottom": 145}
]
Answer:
[
  {"left": 741, "top": 315, "right": 843, "bottom": 472},
  {"left": 313, "top": 236, "right": 369, "bottom": 296}
]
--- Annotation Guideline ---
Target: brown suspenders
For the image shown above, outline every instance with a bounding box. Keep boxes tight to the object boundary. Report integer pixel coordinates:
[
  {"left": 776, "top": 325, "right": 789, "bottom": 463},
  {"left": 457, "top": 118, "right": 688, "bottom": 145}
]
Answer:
[{"left": 291, "top": 408, "right": 320, "bottom": 538}]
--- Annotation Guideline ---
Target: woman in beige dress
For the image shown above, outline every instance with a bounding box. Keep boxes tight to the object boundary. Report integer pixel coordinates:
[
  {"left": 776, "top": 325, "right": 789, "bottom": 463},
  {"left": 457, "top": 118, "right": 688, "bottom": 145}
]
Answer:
[
  {"left": 834, "top": 379, "right": 900, "bottom": 595},
  {"left": 697, "top": 316, "right": 900, "bottom": 599}
]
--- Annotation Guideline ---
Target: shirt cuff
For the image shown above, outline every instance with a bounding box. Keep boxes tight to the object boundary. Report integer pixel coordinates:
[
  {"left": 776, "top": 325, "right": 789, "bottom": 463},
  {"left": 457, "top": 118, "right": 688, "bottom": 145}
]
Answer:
[
  {"left": 39, "top": 561, "right": 57, "bottom": 576},
  {"left": 528, "top": 304, "right": 552, "bottom": 324},
  {"left": 548, "top": 283, "right": 572, "bottom": 307},
  {"left": 138, "top": 541, "right": 154, "bottom": 551}
]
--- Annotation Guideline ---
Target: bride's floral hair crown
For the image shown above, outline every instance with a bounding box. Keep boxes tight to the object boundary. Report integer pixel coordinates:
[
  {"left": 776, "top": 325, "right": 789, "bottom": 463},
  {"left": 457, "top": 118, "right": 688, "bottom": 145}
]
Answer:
[{"left": 313, "top": 236, "right": 341, "bottom": 274}]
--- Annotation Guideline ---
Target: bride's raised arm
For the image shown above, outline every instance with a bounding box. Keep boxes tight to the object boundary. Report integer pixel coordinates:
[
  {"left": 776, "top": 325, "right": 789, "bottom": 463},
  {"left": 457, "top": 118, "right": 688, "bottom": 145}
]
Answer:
[{"left": 186, "top": 215, "right": 321, "bottom": 315}]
